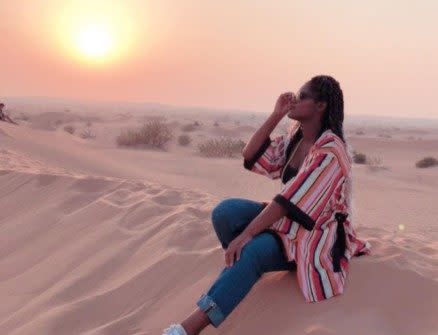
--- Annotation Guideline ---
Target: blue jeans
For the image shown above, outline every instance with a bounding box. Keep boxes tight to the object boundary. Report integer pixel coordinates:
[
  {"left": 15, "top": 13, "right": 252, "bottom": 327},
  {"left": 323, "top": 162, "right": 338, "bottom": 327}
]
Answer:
[{"left": 196, "top": 197, "right": 297, "bottom": 328}]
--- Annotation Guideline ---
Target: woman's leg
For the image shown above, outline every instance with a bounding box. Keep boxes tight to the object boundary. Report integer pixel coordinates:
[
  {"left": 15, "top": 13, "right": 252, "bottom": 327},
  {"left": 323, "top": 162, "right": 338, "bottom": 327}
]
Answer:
[
  {"left": 211, "top": 197, "right": 273, "bottom": 249},
  {"left": 196, "top": 232, "right": 295, "bottom": 326},
  {"left": 180, "top": 198, "right": 295, "bottom": 334}
]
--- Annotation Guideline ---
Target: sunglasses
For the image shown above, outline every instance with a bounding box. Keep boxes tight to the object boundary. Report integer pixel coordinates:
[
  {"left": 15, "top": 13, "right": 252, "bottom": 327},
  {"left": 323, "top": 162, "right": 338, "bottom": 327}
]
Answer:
[{"left": 297, "top": 90, "right": 316, "bottom": 101}]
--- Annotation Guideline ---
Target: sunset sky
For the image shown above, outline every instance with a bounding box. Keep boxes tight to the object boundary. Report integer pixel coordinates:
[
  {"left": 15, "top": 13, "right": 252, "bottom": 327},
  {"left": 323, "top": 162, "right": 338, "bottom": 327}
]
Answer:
[{"left": 1, "top": 1, "right": 437, "bottom": 118}]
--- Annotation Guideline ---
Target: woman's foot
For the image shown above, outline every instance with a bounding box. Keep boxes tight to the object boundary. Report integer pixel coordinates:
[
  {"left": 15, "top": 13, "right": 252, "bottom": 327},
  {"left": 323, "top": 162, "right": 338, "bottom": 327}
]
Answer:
[{"left": 162, "top": 323, "right": 188, "bottom": 335}]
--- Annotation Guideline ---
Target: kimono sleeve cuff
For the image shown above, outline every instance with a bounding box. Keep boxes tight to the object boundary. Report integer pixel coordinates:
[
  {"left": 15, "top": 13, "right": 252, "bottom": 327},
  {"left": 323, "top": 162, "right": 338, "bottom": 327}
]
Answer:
[
  {"left": 243, "top": 136, "right": 272, "bottom": 170},
  {"left": 272, "top": 194, "right": 316, "bottom": 231}
]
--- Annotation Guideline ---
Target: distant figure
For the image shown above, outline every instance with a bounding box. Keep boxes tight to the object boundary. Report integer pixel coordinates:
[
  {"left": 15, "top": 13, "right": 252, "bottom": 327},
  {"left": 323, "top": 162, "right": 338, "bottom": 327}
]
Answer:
[{"left": 0, "top": 102, "right": 18, "bottom": 125}]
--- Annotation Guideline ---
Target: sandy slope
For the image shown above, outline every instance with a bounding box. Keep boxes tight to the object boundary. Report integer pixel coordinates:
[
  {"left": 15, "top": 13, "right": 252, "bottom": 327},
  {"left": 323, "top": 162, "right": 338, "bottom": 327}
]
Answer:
[{"left": 0, "top": 114, "right": 437, "bottom": 335}]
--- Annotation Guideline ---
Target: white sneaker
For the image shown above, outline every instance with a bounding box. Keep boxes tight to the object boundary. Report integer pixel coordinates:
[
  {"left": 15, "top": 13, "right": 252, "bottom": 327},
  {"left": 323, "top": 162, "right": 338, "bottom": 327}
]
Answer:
[{"left": 162, "top": 323, "right": 188, "bottom": 335}]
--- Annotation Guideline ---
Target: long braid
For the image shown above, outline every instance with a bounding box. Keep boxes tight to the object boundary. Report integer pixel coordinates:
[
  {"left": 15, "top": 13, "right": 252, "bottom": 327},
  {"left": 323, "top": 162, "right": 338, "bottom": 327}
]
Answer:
[
  {"left": 298, "top": 75, "right": 356, "bottom": 229},
  {"left": 308, "top": 75, "right": 356, "bottom": 228},
  {"left": 308, "top": 75, "right": 345, "bottom": 142}
]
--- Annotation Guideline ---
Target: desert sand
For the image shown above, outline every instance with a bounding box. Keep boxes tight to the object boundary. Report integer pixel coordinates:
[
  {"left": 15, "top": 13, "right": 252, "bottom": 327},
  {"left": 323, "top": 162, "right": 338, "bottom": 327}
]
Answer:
[{"left": 0, "top": 106, "right": 437, "bottom": 335}]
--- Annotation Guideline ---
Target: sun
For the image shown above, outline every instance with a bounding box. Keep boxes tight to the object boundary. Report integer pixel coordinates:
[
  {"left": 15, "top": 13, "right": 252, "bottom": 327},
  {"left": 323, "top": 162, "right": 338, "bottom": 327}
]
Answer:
[
  {"left": 75, "top": 24, "right": 114, "bottom": 59},
  {"left": 53, "top": 2, "right": 136, "bottom": 66}
]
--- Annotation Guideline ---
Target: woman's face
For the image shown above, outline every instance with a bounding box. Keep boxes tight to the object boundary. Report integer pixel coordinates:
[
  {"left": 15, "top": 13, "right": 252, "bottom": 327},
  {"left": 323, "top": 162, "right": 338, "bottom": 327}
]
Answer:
[{"left": 287, "top": 82, "right": 324, "bottom": 121}]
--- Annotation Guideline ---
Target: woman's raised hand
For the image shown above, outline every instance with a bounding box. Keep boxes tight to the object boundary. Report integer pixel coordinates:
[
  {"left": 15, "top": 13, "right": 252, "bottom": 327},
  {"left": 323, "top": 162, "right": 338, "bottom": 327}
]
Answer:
[{"left": 273, "top": 92, "right": 296, "bottom": 118}]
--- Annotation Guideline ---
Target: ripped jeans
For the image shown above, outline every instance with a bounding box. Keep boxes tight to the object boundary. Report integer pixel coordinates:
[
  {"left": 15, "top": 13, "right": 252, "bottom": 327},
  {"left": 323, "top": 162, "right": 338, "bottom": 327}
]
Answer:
[{"left": 196, "top": 197, "right": 296, "bottom": 328}]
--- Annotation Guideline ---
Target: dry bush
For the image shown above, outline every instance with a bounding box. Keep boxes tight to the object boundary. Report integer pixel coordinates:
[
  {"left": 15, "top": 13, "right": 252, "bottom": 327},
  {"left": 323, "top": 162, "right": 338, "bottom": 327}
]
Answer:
[
  {"left": 355, "top": 129, "right": 365, "bottom": 135},
  {"left": 64, "top": 125, "right": 75, "bottom": 134},
  {"left": 378, "top": 132, "right": 392, "bottom": 138},
  {"left": 213, "top": 121, "right": 219, "bottom": 127},
  {"left": 116, "top": 120, "right": 173, "bottom": 149},
  {"left": 198, "top": 137, "right": 245, "bottom": 158},
  {"left": 352, "top": 150, "right": 367, "bottom": 164},
  {"left": 366, "top": 155, "right": 383, "bottom": 167},
  {"left": 181, "top": 123, "right": 199, "bottom": 132},
  {"left": 178, "top": 134, "right": 191, "bottom": 146},
  {"left": 86, "top": 121, "right": 93, "bottom": 127},
  {"left": 80, "top": 129, "right": 96, "bottom": 139},
  {"left": 415, "top": 156, "right": 438, "bottom": 168}
]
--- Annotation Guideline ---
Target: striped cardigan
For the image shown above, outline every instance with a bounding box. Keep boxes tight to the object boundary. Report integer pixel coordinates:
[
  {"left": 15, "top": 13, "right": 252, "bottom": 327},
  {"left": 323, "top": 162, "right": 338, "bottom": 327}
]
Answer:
[{"left": 243, "top": 128, "right": 372, "bottom": 303}]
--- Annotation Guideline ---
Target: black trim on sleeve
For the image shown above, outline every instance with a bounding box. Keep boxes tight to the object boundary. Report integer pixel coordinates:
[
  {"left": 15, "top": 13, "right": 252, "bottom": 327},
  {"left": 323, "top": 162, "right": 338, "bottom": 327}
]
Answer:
[
  {"left": 272, "top": 194, "right": 316, "bottom": 231},
  {"left": 243, "top": 136, "right": 272, "bottom": 170},
  {"left": 331, "top": 212, "right": 348, "bottom": 272}
]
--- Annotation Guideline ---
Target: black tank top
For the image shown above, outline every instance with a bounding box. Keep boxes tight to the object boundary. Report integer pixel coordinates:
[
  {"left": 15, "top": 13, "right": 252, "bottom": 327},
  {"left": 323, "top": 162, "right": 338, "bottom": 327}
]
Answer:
[
  {"left": 281, "top": 128, "right": 303, "bottom": 184},
  {"left": 282, "top": 165, "right": 298, "bottom": 184},
  {"left": 281, "top": 127, "right": 329, "bottom": 184}
]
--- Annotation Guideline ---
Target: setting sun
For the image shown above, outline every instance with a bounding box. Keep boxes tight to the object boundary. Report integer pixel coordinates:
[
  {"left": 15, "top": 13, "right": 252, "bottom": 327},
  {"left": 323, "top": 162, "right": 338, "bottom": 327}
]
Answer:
[
  {"left": 52, "top": 1, "right": 136, "bottom": 66},
  {"left": 75, "top": 24, "right": 114, "bottom": 59}
]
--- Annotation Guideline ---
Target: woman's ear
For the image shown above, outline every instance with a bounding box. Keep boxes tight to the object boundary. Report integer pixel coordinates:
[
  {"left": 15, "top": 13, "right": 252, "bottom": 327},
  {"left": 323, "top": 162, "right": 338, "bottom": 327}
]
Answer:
[{"left": 316, "top": 101, "right": 327, "bottom": 113}]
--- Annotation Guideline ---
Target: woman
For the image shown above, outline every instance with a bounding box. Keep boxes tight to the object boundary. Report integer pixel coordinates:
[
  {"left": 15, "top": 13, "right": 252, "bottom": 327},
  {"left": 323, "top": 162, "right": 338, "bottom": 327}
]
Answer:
[{"left": 162, "top": 75, "right": 371, "bottom": 335}]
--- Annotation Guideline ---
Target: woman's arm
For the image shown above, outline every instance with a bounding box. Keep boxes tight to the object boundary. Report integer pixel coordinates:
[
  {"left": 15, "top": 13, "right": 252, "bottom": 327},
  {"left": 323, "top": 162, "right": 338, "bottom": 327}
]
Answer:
[
  {"left": 242, "top": 200, "right": 287, "bottom": 237},
  {"left": 245, "top": 148, "right": 343, "bottom": 237},
  {"left": 241, "top": 112, "right": 283, "bottom": 161},
  {"left": 241, "top": 92, "right": 293, "bottom": 160},
  {"left": 224, "top": 201, "right": 287, "bottom": 267}
]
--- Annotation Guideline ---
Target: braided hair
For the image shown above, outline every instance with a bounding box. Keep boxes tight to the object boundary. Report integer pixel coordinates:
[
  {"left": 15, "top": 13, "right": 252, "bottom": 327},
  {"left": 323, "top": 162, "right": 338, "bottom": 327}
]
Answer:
[
  {"left": 287, "top": 75, "right": 345, "bottom": 143},
  {"left": 309, "top": 74, "right": 345, "bottom": 142},
  {"left": 287, "top": 75, "right": 358, "bottom": 227}
]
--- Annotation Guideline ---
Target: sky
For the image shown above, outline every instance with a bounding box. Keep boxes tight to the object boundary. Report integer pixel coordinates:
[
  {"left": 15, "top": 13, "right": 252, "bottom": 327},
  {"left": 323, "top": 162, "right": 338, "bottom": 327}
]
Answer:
[{"left": 1, "top": 0, "right": 437, "bottom": 119}]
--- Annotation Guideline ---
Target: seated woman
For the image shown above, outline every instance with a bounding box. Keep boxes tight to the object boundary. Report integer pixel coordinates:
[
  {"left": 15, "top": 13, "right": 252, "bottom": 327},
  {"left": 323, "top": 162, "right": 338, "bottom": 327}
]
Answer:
[{"left": 162, "top": 75, "right": 371, "bottom": 335}]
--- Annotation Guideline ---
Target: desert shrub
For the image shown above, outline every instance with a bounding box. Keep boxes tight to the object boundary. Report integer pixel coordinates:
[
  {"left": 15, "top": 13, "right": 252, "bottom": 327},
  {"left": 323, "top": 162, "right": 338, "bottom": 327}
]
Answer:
[
  {"left": 352, "top": 150, "right": 367, "bottom": 164},
  {"left": 415, "top": 156, "right": 438, "bottom": 168},
  {"left": 54, "top": 119, "right": 63, "bottom": 126},
  {"left": 181, "top": 123, "right": 197, "bottom": 132},
  {"left": 213, "top": 121, "right": 219, "bottom": 127},
  {"left": 198, "top": 137, "right": 245, "bottom": 158},
  {"left": 366, "top": 155, "right": 383, "bottom": 167},
  {"left": 64, "top": 125, "right": 75, "bottom": 134},
  {"left": 86, "top": 121, "right": 93, "bottom": 127},
  {"left": 80, "top": 129, "right": 96, "bottom": 139},
  {"left": 355, "top": 129, "right": 365, "bottom": 135},
  {"left": 178, "top": 134, "right": 191, "bottom": 146},
  {"left": 378, "top": 132, "right": 392, "bottom": 138},
  {"left": 116, "top": 120, "right": 173, "bottom": 149}
]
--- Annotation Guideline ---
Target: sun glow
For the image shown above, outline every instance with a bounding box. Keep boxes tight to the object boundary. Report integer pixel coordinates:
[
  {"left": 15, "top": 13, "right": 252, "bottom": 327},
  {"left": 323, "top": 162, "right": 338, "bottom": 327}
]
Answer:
[
  {"left": 53, "top": 2, "right": 136, "bottom": 65},
  {"left": 75, "top": 23, "right": 114, "bottom": 59}
]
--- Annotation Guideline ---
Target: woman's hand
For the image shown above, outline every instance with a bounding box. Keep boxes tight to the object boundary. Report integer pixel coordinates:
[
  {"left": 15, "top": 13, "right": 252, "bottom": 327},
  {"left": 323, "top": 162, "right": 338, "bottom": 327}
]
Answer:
[
  {"left": 273, "top": 92, "right": 296, "bottom": 119},
  {"left": 224, "top": 231, "right": 254, "bottom": 267}
]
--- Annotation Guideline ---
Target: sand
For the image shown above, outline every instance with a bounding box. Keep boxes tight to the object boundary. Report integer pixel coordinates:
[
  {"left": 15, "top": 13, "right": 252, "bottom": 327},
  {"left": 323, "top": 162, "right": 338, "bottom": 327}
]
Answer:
[{"left": 0, "top": 109, "right": 437, "bottom": 335}]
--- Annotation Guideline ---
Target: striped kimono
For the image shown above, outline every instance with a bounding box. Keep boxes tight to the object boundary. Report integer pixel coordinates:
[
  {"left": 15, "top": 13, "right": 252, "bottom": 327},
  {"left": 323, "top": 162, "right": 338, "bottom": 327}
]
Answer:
[{"left": 243, "top": 128, "right": 372, "bottom": 303}]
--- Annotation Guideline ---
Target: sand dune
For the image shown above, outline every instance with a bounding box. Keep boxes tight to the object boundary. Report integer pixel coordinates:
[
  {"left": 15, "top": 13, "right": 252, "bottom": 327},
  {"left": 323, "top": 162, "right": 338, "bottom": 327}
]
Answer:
[{"left": 0, "top": 113, "right": 437, "bottom": 334}]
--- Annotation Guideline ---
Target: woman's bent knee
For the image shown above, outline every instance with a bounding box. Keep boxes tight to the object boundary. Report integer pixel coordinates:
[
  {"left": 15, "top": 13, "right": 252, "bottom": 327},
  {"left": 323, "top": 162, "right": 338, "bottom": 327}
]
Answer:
[{"left": 211, "top": 198, "right": 241, "bottom": 231}]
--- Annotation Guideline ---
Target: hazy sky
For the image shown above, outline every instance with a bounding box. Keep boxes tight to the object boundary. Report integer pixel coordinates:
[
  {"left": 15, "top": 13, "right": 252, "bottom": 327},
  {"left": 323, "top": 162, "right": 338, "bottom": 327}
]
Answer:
[{"left": 1, "top": 0, "right": 437, "bottom": 118}]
